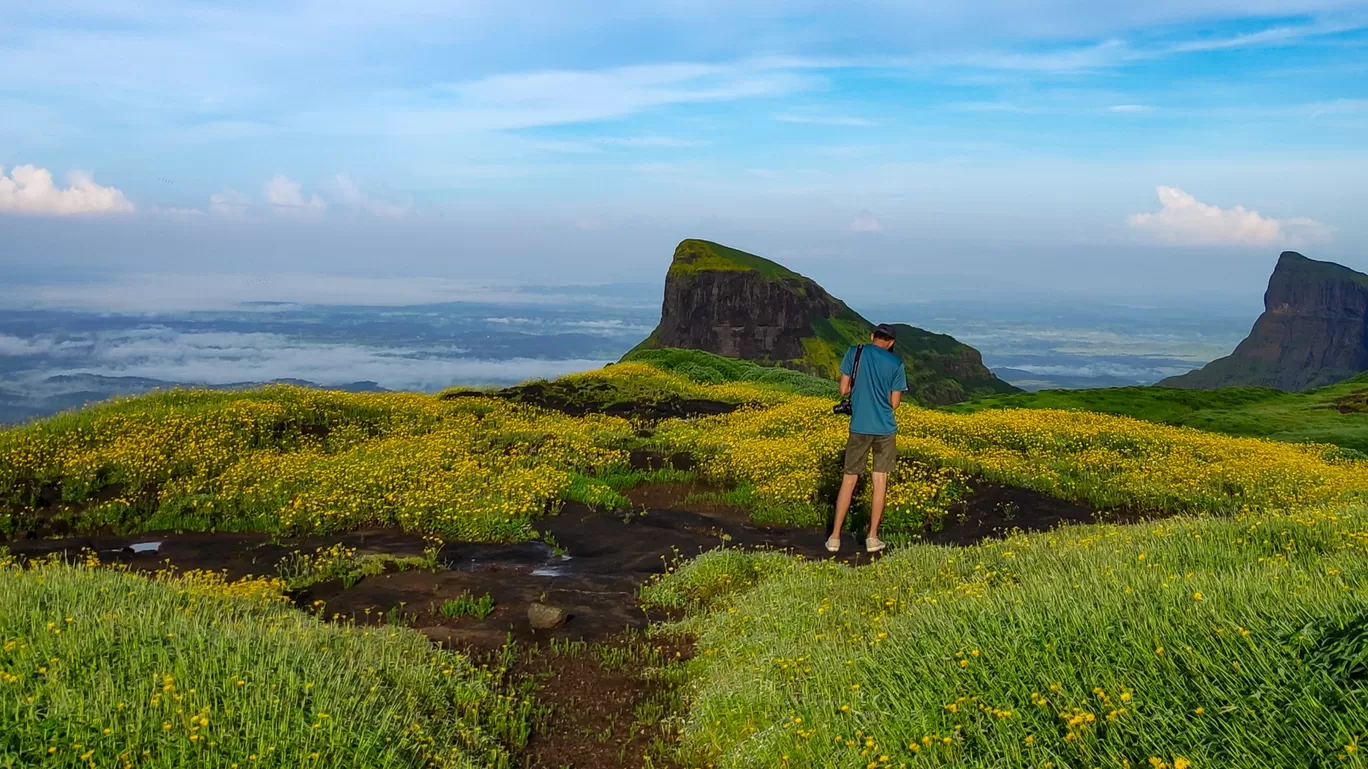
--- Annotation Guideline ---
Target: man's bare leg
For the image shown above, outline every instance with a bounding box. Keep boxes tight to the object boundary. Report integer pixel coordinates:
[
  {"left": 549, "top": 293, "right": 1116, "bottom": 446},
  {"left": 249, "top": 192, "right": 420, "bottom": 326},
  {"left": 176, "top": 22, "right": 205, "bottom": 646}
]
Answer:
[
  {"left": 828, "top": 473, "right": 860, "bottom": 548},
  {"left": 868, "top": 471, "right": 888, "bottom": 542}
]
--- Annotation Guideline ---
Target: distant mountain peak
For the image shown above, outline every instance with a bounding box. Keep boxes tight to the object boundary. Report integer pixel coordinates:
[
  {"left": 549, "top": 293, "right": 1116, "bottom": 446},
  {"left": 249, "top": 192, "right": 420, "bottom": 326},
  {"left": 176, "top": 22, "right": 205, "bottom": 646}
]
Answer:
[
  {"left": 631, "top": 238, "right": 1019, "bottom": 405},
  {"left": 1162, "top": 251, "right": 1368, "bottom": 391}
]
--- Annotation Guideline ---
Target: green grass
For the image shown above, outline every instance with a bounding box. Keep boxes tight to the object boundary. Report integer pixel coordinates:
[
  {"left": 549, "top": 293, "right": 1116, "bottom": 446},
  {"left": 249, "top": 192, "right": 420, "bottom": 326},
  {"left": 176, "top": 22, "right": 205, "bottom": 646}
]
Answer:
[
  {"left": 620, "top": 348, "right": 840, "bottom": 397},
  {"left": 645, "top": 504, "right": 1368, "bottom": 768},
  {"left": 0, "top": 560, "right": 531, "bottom": 769},
  {"left": 665, "top": 239, "right": 805, "bottom": 283},
  {"left": 950, "top": 373, "right": 1368, "bottom": 454},
  {"left": 438, "top": 593, "right": 496, "bottom": 620},
  {"left": 275, "top": 542, "right": 443, "bottom": 590}
]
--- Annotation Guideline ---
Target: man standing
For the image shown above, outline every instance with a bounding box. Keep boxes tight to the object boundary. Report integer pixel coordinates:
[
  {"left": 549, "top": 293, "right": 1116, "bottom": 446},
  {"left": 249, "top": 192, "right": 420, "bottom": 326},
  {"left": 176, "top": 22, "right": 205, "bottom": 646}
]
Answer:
[{"left": 827, "top": 323, "right": 907, "bottom": 553}]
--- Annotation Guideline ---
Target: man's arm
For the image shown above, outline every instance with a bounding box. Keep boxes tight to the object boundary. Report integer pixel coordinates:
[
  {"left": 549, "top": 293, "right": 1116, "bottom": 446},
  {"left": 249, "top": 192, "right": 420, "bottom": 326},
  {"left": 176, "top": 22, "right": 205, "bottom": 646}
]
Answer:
[
  {"left": 838, "top": 347, "right": 855, "bottom": 396},
  {"left": 890, "top": 362, "right": 907, "bottom": 409}
]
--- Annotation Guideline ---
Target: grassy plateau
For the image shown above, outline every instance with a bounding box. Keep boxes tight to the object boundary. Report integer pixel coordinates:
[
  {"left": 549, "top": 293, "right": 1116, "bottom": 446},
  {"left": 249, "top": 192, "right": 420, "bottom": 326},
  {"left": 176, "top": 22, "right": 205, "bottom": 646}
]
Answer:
[{"left": 3, "top": 349, "right": 1368, "bottom": 767}]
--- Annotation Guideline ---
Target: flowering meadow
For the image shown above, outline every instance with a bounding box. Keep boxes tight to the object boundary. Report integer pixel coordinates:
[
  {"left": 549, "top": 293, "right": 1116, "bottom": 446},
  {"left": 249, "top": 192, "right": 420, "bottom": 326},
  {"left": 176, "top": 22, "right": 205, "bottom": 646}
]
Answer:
[
  {"left": 644, "top": 503, "right": 1368, "bottom": 768},
  {"left": 5, "top": 356, "right": 1368, "bottom": 767},
  {"left": 3, "top": 360, "right": 1367, "bottom": 540},
  {"left": 0, "top": 385, "right": 638, "bottom": 541},
  {"left": 655, "top": 392, "right": 1368, "bottom": 529}
]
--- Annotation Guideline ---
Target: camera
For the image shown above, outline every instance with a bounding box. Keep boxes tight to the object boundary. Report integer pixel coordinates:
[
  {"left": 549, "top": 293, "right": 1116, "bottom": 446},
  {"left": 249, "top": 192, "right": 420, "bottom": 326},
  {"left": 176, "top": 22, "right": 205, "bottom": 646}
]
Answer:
[{"left": 832, "top": 398, "right": 852, "bottom": 416}]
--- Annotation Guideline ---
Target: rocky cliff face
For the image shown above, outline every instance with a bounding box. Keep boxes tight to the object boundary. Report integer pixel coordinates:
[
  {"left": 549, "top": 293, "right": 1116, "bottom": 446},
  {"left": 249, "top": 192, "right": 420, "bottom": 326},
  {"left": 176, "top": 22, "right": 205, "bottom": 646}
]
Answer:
[
  {"left": 652, "top": 256, "right": 847, "bottom": 364},
  {"left": 1162, "top": 252, "right": 1368, "bottom": 391},
  {"left": 631, "top": 239, "right": 1019, "bottom": 405}
]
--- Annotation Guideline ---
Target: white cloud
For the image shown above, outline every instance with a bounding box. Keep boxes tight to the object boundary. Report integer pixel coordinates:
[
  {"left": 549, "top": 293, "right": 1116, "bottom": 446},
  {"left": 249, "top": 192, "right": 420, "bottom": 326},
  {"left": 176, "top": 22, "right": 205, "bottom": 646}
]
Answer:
[
  {"left": 263, "top": 175, "right": 326, "bottom": 215},
  {"left": 594, "top": 136, "right": 707, "bottom": 148},
  {"left": 850, "top": 211, "right": 882, "bottom": 232},
  {"left": 1108, "top": 104, "right": 1151, "bottom": 113},
  {"left": 301, "top": 61, "right": 820, "bottom": 135},
  {"left": 1284, "top": 216, "right": 1336, "bottom": 244},
  {"left": 0, "top": 164, "right": 133, "bottom": 215},
  {"left": 1308, "top": 98, "right": 1368, "bottom": 118},
  {"left": 774, "top": 113, "right": 875, "bottom": 126},
  {"left": 149, "top": 205, "right": 205, "bottom": 216},
  {"left": 1127, "top": 186, "right": 1330, "bottom": 247},
  {"left": 1164, "top": 20, "right": 1362, "bottom": 54},
  {"left": 0, "top": 333, "right": 59, "bottom": 356},
  {"left": 208, "top": 189, "right": 250, "bottom": 216},
  {"left": 330, "top": 174, "right": 408, "bottom": 217}
]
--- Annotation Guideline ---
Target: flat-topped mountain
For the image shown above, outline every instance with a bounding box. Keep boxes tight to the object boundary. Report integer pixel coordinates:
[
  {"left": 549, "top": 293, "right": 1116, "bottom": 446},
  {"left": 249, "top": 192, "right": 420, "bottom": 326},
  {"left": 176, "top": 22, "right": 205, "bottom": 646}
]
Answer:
[
  {"left": 1162, "top": 251, "right": 1368, "bottom": 391},
  {"left": 628, "top": 239, "right": 1018, "bottom": 405}
]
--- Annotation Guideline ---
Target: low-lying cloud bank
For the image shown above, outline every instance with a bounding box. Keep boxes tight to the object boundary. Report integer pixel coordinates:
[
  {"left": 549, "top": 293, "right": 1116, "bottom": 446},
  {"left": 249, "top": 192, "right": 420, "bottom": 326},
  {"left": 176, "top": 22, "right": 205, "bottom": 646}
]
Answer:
[
  {"left": 0, "top": 274, "right": 657, "bottom": 313},
  {"left": 3, "top": 327, "right": 611, "bottom": 391}
]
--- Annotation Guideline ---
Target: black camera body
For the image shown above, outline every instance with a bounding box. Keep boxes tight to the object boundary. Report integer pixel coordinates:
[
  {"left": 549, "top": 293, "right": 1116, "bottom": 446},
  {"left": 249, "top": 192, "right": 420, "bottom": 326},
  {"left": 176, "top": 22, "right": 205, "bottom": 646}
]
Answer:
[{"left": 832, "top": 344, "right": 863, "bottom": 416}]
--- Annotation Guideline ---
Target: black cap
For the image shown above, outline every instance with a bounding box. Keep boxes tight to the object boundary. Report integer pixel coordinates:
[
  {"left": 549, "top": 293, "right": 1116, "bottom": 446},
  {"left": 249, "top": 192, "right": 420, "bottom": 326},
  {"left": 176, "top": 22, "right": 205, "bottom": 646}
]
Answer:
[{"left": 873, "top": 323, "right": 897, "bottom": 340}]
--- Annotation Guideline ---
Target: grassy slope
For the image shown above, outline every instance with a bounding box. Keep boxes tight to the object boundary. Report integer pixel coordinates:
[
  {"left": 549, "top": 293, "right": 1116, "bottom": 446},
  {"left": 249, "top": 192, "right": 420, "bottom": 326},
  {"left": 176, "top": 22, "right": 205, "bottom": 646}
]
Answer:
[
  {"left": 666, "top": 238, "right": 804, "bottom": 283},
  {"left": 646, "top": 504, "right": 1368, "bottom": 768},
  {"left": 7, "top": 357, "right": 1368, "bottom": 539},
  {"left": 0, "top": 559, "right": 526, "bottom": 769},
  {"left": 948, "top": 373, "right": 1368, "bottom": 454},
  {"left": 619, "top": 348, "right": 839, "bottom": 397}
]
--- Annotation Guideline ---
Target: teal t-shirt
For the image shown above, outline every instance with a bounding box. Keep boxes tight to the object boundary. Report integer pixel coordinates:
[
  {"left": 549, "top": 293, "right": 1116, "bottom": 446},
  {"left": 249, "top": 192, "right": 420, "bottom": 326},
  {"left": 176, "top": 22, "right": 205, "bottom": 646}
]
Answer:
[{"left": 840, "top": 344, "right": 907, "bottom": 436}]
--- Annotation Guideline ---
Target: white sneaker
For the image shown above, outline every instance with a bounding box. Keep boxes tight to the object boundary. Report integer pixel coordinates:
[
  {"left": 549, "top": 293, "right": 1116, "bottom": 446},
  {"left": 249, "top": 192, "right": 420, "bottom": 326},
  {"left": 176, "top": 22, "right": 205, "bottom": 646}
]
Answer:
[
  {"left": 865, "top": 536, "right": 886, "bottom": 553},
  {"left": 825, "top": 536, "right": 841, "bottom": 553}
]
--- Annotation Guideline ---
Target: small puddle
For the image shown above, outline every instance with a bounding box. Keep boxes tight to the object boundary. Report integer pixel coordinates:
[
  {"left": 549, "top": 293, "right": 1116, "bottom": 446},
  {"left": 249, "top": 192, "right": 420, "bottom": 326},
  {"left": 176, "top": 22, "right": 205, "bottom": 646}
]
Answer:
[
  {"left": 531, "top": 555, "right": 574, "bottom": 578},
  {"left": 129, "top": 541, "right": 162, "bottom": 554}
]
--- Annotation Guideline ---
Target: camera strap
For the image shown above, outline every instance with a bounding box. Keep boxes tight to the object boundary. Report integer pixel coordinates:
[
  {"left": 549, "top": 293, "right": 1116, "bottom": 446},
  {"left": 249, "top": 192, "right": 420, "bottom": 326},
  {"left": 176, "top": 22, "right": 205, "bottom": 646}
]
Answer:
[{"left": 850, "top": 344, "right": 864, "bottom": 386}]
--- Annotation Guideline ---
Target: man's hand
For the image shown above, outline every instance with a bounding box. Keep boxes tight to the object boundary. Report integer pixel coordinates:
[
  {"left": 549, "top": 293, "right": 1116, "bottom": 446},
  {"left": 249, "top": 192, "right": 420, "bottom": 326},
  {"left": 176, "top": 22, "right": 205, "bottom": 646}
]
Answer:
[
  {"left": 890, "top": 391, "right": 902, "bottom": 409},
  {"left": 839, "top": 374, "right": 852, "bottom": 397}
]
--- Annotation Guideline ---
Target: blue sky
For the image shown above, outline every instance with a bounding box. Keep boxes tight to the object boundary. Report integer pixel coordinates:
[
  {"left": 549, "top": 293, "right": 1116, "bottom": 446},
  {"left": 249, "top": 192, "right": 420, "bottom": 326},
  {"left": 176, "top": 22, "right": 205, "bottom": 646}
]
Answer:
[{"left": 1, "top": 1, "right": 1366, "bottom": 304}]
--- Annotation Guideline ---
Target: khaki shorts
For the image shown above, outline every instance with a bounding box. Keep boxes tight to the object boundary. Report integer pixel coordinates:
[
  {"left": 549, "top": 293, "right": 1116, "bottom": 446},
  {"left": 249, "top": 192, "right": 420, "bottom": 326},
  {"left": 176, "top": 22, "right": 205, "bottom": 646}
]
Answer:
[{"left": 843, "top": 432, "right": 897, "bottom": 475}]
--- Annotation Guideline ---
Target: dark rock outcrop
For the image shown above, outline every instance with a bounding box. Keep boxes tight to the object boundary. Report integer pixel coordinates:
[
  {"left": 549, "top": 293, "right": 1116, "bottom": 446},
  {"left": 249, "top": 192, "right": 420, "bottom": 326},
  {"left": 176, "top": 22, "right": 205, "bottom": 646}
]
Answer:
[
  {"left": 1162, "top": 252, "right": 1368, "bottom": 391},
  {"left": 629, "top": 239, "right": 1019, "bottom": 405}
]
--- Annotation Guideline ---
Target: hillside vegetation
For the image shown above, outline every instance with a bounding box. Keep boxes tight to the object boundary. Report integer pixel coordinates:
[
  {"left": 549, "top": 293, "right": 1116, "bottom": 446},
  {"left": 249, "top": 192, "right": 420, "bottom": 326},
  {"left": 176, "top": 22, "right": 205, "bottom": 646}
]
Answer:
[
  {"left": 951, "top": 372, "right": 1368, "bottom": 455},
  {"left": 5, "top": 354, "right": 1368, "bottom": 768},
  {"left": 3, "top": 355, "right": 1366, "bottom": 540},
  {"left": 0, "top": 554, "right": 527, "bottom": 769},
  {"left": 645, "top": 503, "right": 1368, "bottom": 768}
]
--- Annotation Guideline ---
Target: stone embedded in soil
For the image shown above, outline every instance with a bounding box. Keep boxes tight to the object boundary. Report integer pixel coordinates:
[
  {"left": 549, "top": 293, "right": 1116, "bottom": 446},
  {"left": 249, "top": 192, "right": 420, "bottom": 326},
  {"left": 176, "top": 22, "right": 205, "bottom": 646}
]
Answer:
[{"left": 528, "top": 602, "right": 568, "bottom": 629}]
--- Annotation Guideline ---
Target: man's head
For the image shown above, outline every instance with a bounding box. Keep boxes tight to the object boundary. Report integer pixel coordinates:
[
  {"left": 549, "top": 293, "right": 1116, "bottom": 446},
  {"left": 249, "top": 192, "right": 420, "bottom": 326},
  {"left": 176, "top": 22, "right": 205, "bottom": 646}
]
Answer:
[{"left": 871, "top": 323, "right": 897, "bottom": 350}]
